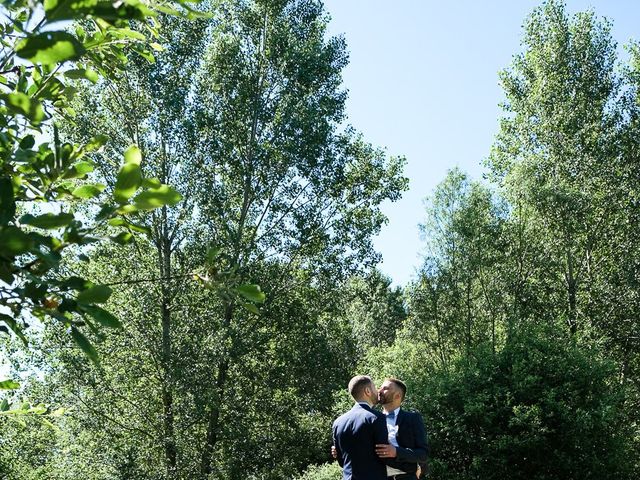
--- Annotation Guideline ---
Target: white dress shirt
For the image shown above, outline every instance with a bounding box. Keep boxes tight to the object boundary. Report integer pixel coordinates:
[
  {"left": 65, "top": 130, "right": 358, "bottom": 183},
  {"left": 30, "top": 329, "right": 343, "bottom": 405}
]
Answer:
[{"left": 385, "top": 407, "right": 405, "bottom": 476}]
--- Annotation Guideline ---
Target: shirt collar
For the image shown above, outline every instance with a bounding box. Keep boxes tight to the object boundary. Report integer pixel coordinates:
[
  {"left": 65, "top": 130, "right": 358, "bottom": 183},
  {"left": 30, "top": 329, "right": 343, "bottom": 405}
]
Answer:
[{"left": 385, "top": 406, "right": 401, "bottom": 417}]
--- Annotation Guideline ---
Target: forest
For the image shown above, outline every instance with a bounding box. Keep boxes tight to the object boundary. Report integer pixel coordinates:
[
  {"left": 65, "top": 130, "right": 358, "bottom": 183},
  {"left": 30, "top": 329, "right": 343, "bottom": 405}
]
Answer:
[{"left": 0, "top": 0, "right": 639, "bottom": 479}]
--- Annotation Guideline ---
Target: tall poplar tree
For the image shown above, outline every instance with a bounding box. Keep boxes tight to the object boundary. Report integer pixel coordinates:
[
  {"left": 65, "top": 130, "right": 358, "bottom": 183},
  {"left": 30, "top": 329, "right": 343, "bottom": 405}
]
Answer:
[{"left": 189, "top": 1, "right": 406, "bottom": 474}]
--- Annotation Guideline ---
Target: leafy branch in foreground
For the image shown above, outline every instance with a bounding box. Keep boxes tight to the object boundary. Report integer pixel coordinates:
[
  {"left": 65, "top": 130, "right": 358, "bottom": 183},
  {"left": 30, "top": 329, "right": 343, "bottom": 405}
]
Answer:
[
  {"left": 0, "top": 0, "right": 209, "bottom": 361},
  {"left": 1, "top": 378, "right": 65, "bottom": 424}
]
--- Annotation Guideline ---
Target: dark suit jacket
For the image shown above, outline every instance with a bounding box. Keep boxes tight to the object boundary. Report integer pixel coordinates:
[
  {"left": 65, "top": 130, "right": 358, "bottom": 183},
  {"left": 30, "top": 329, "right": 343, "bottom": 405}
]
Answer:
[
  {"left": 332, "top": 403, "right": 388, "bottom": 480},
  {"left": 386, "top": 409, "right": 429, "bottom": 477}
]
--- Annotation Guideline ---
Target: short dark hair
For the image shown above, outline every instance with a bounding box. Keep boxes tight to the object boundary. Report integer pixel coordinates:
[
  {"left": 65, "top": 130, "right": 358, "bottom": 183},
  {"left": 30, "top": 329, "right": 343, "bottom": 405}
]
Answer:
[
  {"left": 348, "top": 375, "right": 373, "bottom": 399},
  {"left": 387, "top": 377, "right": 407, "bottom": 401}
]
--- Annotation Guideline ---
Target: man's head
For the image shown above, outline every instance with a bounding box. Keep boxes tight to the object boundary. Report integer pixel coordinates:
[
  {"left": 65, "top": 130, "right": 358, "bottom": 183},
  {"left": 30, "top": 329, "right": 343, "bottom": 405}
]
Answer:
[
  {"left": 348, "top": 375, "right": 378, "bottom": 406},
  {"left": 378, "top": 377, "right": 407, "bottom": 410}
]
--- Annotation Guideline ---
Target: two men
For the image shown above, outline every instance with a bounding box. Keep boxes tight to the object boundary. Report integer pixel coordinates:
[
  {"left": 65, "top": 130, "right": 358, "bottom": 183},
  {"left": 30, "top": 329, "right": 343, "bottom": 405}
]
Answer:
[{"left": 332, "top": 375, "right": 428, "bottom": 480}]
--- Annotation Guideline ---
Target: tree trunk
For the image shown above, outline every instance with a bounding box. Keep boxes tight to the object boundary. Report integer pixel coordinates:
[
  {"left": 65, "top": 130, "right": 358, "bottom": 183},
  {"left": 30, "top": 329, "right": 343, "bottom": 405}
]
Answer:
[
  {"left": 565, "top": 248, "right": 578, "bottom": 335},
  {"left": 158, "top": 204, "right": 177, "bottom": 476},
  {"left": 200, "top": 303, "right": 234, "bottom": 477},
  {"left": 466, "top": 277, "right": 473, "bottom": 356}
]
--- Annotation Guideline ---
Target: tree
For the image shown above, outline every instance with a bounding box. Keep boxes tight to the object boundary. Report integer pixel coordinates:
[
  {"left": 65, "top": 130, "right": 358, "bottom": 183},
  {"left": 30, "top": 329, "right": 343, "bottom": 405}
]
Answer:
[
  {"left": 408, "top": 169, "right": 506, "bottom": 361},
  {"left": 488, "top": 0, "right": 623, "bottom": 336},
  {"left": 342, "top": 269, "right": 406, "bottom": 355},
  {"left": 487, "top": 2, "right": 640, "bottom": 459},
  {"left": 184, "top": 0, "right": 407, "bottom": 474},
  {"left": 29, "top": 1, "right": 407, "bottom": 478}
]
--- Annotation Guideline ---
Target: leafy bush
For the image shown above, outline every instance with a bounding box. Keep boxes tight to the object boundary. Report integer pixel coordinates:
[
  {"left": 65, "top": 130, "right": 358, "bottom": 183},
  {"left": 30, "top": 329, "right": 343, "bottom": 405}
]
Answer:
[
  {"left": 367, "top": 328, "right": 635, "bottom": 480},
  {"left": 297, "top": 462, "right": 342, "bottom": 480}
]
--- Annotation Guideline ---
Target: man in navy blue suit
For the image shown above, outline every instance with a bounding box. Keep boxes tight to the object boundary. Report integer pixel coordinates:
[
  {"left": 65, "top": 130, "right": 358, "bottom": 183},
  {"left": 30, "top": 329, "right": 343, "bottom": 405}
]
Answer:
[
  {"left": 375, "top": 378, "right": 428, "bottom": 479},
  {"left": 332, "top": 375, "right": 389, "bottom": 480}
]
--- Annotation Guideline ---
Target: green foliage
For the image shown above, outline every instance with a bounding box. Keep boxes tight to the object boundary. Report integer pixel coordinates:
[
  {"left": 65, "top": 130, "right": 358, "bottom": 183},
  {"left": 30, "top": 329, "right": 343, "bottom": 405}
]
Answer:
[
  {"left": 2, "top": 1, "right": 639, "bottom": 480},
  {"left": 366, "top": 329, "right": 635, "bottom": 480},
  {"left": 5, "top": 1, "right": 407, "bottom": 479},
  {"left": 0, "top": 379, "right": 19, "bottom": 389},
  {"left": 342, "top": 270, "right": 406, "bottom": 355},
  {"left": 297, "top": 462, "right": 342, "bottom": 480},
  {"left": 0, "top": 0, "right": 197, "bottom": 361},
  {"left": 437, "top": 334, "right": 631, "bottom": 479},
  {"left": 402, "top": 2, "right": 640, "bottom": 477}
]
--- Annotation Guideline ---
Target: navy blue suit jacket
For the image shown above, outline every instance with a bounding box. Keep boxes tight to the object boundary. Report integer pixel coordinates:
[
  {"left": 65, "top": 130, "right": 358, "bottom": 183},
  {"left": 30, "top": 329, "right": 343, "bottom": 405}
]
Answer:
[
  {"left": 332, "top": 403, "right": 388, "bottom": 480},
  {"left": 386, "top": 409, "right": 429, "bottom": 476}
]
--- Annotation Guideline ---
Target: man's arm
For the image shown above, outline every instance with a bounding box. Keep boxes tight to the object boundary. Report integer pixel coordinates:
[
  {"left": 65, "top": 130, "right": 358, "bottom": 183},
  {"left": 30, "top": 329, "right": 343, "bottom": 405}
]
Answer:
[
  {"left": 395, "top": 412, "right": 428, "bottom": 463},
  {"left": 373, "top": 414, "right": 389, "bottom": 446},
  {"left": 332, "top": 424, "right": 344, "bottom": 467},
  {"left": 373, "top": 413, "right": 393, "bottom": 463}
]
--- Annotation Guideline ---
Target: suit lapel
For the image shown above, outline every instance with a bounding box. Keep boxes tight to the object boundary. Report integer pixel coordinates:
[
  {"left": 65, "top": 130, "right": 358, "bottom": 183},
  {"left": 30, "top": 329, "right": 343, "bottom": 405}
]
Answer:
[{"left": 396, "top": 409, "right": 406, "bottom": 435}]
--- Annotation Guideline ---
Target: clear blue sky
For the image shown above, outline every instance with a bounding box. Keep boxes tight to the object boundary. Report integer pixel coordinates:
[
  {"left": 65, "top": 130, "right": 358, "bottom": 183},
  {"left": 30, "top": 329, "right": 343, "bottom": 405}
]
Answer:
[{"left": 322, "top": 0, "right": 639, "bottom": 286}]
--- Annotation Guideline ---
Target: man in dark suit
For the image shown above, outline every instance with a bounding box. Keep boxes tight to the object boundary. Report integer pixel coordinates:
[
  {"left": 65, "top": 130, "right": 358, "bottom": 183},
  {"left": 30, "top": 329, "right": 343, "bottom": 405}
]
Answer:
[
  {"left": 332, "top": 375, "right": 389, "bottom": 480},
  {"left": 375, "top": 378, "right": 429, "bottom": 479}
]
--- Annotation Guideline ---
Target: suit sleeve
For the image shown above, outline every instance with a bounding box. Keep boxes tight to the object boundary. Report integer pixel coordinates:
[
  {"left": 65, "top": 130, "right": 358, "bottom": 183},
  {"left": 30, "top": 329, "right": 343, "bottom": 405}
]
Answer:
[
  {"left": 332, "top": 423, "right": 344, "bottom": 467},
  {"left": 395, "top": 413, "right": 428, "bottom": 463},
  {"left": 374, "top": 414, "right": 389, "bottom": 446}
]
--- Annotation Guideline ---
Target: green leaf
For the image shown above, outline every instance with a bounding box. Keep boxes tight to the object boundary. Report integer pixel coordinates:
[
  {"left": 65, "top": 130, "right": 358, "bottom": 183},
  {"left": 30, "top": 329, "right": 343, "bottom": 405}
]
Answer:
[
  {"left": 64, "top": 68, "right": 99, "bottom": 83},
  {"left": 107, "top": 218, "right": 126, "bottom": 227},
  {"left": 0, "top": 226, "right": 33, "bottom": 256},
  {"left": 206, "top": 246, "right": 221, "bottom": 263},
  {"left": 44, "top": 0, "right": 151, "bottom": 22},
  {"left": 72, "top": 184, "right": 105, "bottom": 199},
  {"left": 58, "top": 276, "right": 90, "bottom": 290},
  {"left": 81, "top": 305, "right": 122, "bottom": 329},
  {"left": 0, "top": 177, "right": 16, "bottom": 226},
  {"left": 0, "top": 313, "right": 28, "bottom": 345},
  {"left": 141, "top": 177, "right": 161, "bottom": 189},
  {"left": 114, "top": 146, "right": 143, "bottom": 203},
  {"left": 33, "top": 247, "right": 61, "bottom": 268},
  {"left": 110, "top": 231, "right": 133, "bottom": 244},
  {"left": 115, "top": 204, "right": 138, "bottom": 215},
  {"left": 29, "top": 403, "right": 47, "bottom": 415},
  {"left": 154, "top": 4, "right": 182, "bottom": 16},
  {"left": 0, "top": 263, "right": 14, "bottom": 285},
  {"left": 0, "top": 399, "right": 9, "bottom": 411},
  {"left": 133, "top": 185, "right": 182, "bottom": 210},
  {"left": 20, "top": 212, "right": 74, "bottom": 229},
  {"left": 113, "top": 28, "right": 146, "bottom": 41},
  {"left": 84, "top": 135, "right": 109, "bottom": 152},
  {"left": 19, "top": 135, "right": 36, "bottom": 149},
  {"left": 36, "top": 77, "right": 65, "bottom": 100},
  {"left": 242, "top": 303, "right": 260, "bottom": 315},
  {"left": 127, "top": 222, "right": 150, "bottom": 234},
  {"left": 96, "top": 205, "right": 116, "bottom": 221},
  {"left": 236, "top": 284, "right": 266, "bottom": 304},
  {"left": 108, "top": 217, "right": 150, "bottom": 234},
  {"left": 16, "top": 31, "right": 86, "bottom": 65},
  {"left": 0, "top": 93, "right": 45, "bottom": 123},
  {"left": 134, "top": 47, "right": 155, "bottom": 64},
  {"left": 70, "top": 326, "right": 99, "bottom": 365},
  {"left": 76, "top": 285, "right": 112, "bottom": 304},
  {"left": 62, "top": 160, "right": 94, "bottom": 179},
  {"left": 41, "top": 418, "right": 58, "bottom": 430},
  {"left": 50, "top": 407, "right": 65, "bottom": 417},
  {"left": 0, "top": 379, "right": 20, "bottom": 390},
  {"left": 124, "top": 145, "right": 142, "bottom": 165}
]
